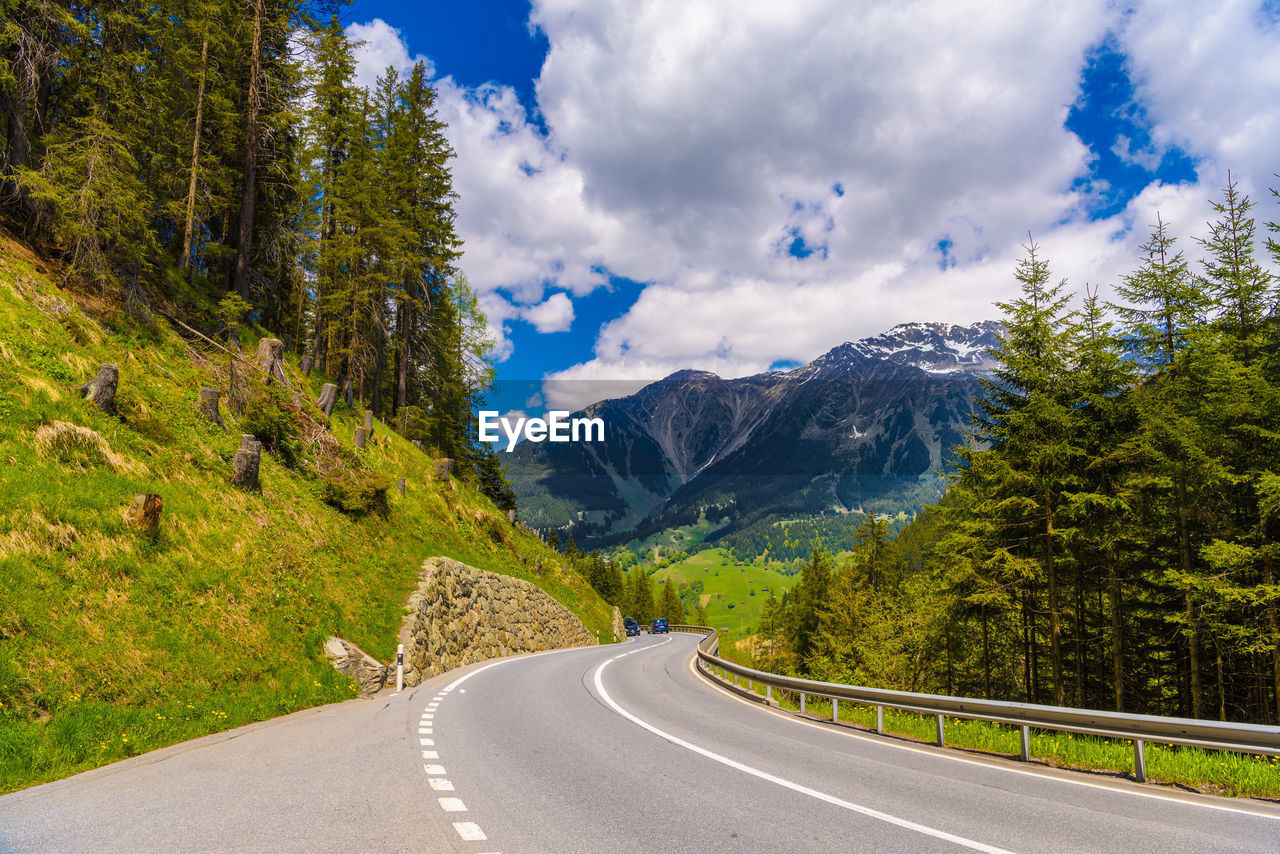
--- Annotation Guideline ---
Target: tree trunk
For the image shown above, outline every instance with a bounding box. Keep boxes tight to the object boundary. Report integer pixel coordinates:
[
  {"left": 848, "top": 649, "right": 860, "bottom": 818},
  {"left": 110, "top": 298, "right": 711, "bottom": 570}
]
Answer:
[
  {"left": 232, "top": 434, "right": 261, "bottom": 490},
  {"left": 124, "top": 493, "right": 162, "bottom": 538},
  {"left": 1175, "top": 469, "right": 1202, "bottom": 718},
  {"left": 78, "top": 364, "right": 119, "bottom": 414},
  {"left": 232, "top": 0, "right": 263, "bottom": 302},
  {"left": 1109, "top": 561, "right": 1125, "bottom": 712},
  {"left": 197, "top": 386, "right": 224, "bottom": 429},
  {"left": 981, "top": 605, "right": 990, "bottom": 700},
  {"left": 397, "top": 299, "right": 410, "bottom": 410},
  {"left": 1045, "top": 492, "right": 1063, "bottom": 707},
  {"left": 255, "top": 337, "right": 288, "bottom": 385},
  {"left": 1021, "top": 588, "right": 1032, "bottom": 703},
  {"left": 317, "top": 383, "right": 338, "bottom": 417},
  {"left": 179, "top": 34, "right": 209, "bottom": 274}
]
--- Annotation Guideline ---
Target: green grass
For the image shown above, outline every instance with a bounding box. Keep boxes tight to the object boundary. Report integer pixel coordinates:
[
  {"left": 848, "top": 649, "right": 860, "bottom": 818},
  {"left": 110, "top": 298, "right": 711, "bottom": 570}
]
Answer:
[
  {"left": 649, "top": 548, "right": 801, "bottom": 639},
  {"left": 0, "top": 239, "right": 615, "bottom": 793},
  {"left": 708, "top": 658, "right": 1280, "bottom": 799}
]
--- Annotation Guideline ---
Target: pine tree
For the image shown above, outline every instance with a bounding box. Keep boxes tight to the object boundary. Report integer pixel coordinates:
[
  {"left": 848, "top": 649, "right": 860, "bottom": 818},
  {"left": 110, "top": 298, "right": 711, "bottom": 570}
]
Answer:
[{"left": 973, "top": 239, "right": 1078, "bottom": 705}]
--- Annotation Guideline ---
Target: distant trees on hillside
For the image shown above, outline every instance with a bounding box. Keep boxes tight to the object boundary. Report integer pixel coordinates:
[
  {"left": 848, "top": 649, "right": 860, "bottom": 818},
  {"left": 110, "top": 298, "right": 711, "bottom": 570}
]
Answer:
[{"left": 760, "top": 175, "right": 1280, "bottom": 724}]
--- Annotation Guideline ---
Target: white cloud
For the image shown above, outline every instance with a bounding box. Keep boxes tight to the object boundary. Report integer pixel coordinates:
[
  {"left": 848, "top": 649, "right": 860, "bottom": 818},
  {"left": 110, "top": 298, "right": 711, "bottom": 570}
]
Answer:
[
  {"left": 346, "top": 19, "right": 433, "bottom": 91},
  {"left": 356, "top": 0, "right": 1280, "bottom": 392},
  {"left": 521, "top": 292, "right": 575, "bottom": 333}
]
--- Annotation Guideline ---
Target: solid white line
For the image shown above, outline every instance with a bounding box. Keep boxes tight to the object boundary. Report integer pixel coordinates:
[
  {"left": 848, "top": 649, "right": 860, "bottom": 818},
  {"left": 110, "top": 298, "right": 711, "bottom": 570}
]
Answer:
[
  {"left": 453, "top": 821, "right": 487, "bottom": 841},
  {"left": 686, "top": 653, "right": 1280, "bottom": 822},
  {"left": 594, "top": 654, "right": 1012, "bottom": 854},
  {"left": 439, "top": 797, "right": 467, "bottom": 812}
]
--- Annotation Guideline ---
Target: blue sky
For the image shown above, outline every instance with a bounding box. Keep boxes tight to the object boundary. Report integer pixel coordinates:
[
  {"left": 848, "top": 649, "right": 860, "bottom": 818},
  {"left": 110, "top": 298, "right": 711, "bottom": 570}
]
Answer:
[{"left": 345, "top": 1, "right": 1279, "bottom": 412}]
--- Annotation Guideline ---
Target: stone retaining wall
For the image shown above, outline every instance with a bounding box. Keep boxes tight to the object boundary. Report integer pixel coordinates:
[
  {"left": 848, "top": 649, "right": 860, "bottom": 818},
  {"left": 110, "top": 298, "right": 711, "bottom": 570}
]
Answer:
[{"left": 399, "top": 556, "right": 596, "bottom": 686}]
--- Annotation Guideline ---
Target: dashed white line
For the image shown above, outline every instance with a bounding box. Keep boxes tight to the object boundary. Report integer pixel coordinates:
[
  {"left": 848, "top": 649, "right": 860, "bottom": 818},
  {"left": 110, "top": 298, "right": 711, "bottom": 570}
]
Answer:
[
  {"left": 438, "top": 797, "right": 467, "bottom": 812},
  {"left": 429, "top": 779, "right": 454, "bottom": 791},
  {"left": 453, "top": 821, "right": 487, "bottom": 841},
  {"left": 419, "top": 738, "right": 434, "bottom": 746},
  {"left": 422, "top": 750, "right": 438, "bottom": 759},
  {"left": 424, "top": 764, "right": 447, "bottom": 775}
]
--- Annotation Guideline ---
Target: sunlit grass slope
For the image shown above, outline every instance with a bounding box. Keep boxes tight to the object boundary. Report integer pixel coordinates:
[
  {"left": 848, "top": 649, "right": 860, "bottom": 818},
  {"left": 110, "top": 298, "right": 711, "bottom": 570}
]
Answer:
[{"left": 0, "top": 237, "right": 613, "bottom": 793}]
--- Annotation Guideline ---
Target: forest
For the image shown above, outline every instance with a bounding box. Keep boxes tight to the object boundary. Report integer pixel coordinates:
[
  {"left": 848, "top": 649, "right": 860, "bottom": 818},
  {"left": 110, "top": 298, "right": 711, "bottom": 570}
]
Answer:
[
  {"left": 757, "top": 176, "right": 1280, "bottom": 725},
  {"left": 0, "top": 0, "right": 514, "bottom": 505}
]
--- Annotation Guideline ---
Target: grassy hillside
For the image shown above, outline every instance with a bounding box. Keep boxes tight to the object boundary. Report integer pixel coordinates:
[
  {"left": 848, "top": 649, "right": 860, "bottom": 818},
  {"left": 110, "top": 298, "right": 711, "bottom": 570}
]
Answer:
[
  {"left": 0, "top": 237, "right": 614, "bottom": 793},
  {"left": 650, "top": 548, "right": 802, "bottom": 639}
]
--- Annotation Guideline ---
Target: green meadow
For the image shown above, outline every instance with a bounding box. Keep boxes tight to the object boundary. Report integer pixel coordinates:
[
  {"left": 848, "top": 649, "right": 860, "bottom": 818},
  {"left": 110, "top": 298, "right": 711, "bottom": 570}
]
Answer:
[{"left": 651, "top": 547, "right": 801, "bottom": 638}]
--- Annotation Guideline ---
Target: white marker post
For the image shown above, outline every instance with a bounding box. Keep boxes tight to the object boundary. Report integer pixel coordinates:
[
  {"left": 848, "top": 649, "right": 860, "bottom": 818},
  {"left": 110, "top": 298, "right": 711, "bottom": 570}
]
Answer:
[{"left": 396, "top": 643, "right": 404, "bottom": 692}]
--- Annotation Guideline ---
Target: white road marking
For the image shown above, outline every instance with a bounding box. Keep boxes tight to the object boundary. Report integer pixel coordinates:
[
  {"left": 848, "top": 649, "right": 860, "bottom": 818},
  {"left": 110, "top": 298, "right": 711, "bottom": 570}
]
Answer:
[
  {"left": 420, "top": 728, "right": 433, "bottom": 735},
  {"left": 687, "top": 651, "right": 1280, "bottom": 822},
  {"left": 453, "top": 822, "right": 487, "bottom": 841},
  {"left": 424, "top": 764, "right": 447, "bottom": 775},
  {"left": 419, "top": 738, "right": 434, "bottom": 746},
  {"left": 429, "top": 779, "right": 454, "bottom": 791},
  {"left": 595, "top": 653, "right": 1012, "bottom": 854},
  {"left": 439, "top": 797, "right": 467, "bottom": 812}
]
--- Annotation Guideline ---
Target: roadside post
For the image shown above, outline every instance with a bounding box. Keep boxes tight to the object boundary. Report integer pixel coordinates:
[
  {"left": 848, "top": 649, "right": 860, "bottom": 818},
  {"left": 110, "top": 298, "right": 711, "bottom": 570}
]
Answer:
[{"left": 396, "top": 643, "right": 404, "bottom": 692}]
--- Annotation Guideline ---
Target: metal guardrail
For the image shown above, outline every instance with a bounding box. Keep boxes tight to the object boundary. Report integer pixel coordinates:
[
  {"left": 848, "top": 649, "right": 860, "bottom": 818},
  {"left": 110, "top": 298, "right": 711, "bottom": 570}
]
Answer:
[{"left": 668, "top": 624, "right": 1280, "bottom": 782}]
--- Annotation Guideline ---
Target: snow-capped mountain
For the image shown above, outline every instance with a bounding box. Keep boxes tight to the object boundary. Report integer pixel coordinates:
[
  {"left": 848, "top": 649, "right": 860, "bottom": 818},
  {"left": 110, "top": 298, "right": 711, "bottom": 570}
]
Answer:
[
  {"left": 504, "top": 321, "right": 1003, "bottom": 545},
  {"left": 810, "top": 320, "right": 1004, "bottom": 375}
]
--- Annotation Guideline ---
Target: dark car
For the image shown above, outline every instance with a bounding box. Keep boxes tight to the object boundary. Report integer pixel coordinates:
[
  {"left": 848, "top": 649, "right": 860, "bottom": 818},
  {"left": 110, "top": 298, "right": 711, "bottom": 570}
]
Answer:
[
  {"left": 624, "top": 618, "right": 640, "bottom": 637},
  {"left": 649, "top": 618, "right": 669, "bottom": 634}
]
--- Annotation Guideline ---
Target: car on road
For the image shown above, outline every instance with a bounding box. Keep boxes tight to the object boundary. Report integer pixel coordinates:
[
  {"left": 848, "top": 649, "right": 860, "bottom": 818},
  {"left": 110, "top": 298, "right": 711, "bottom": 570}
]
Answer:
[
  {"left": 624, "top": 618, "right": 640, "bottom": 636},
  {"left": 649, "top": 618, "right": 669, "bottom": 634}
]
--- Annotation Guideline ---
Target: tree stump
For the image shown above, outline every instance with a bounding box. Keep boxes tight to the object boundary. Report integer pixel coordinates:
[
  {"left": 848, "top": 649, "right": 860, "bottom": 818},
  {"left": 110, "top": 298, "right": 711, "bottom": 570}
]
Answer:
[
  {"left": 256, "top": 338, "right": 289, "bottom": 385},
  {"left": 233, "top": 434, "right": 261, "bottom": 491},
  {"left": 124, "top": 493, "right": 162, "bottom": 538},
  {"left": 434, "top": 458, "right": 455, "bottom": 482},
  {"left": 354, "top": 427, "right": 367, "bottom": 449},
  {"left": 300, "top": 355, "right": 313, "bottom": 376},
  {"left": 317, "top": 383, "right": 338, "bottom": 417},
  {"left": 508, "top": 509, "right": 517, "bottom": 524},
  {"left": 363, "top": 410, "right": 373, "bottom": 433},
  {"left": 411, "top": 439, "right": 423, "bottom": 451},
  {"left": 197, "top": 386, "right": 224, "bottom": 430},
  {"left": 341, "top": 378, "right": 354, "bottom": 407},
  {"left": 398, "top": 477, "right": 406, "bottom": 496},
  {"left": 78, "top": 364, "right": 118, "bottom": 415}
]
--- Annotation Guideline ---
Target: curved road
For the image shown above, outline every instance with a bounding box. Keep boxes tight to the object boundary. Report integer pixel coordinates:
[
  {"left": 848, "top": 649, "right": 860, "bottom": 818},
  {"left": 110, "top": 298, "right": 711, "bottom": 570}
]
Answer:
[{"left": 3, "top": 632, "right": 1278, "bottom": 852}]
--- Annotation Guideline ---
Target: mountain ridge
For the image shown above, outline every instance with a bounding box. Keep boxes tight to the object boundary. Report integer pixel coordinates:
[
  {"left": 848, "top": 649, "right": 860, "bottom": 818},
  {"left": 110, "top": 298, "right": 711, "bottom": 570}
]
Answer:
[{"left": 505, "top": 320, "right": 1003, "bottom": 545}]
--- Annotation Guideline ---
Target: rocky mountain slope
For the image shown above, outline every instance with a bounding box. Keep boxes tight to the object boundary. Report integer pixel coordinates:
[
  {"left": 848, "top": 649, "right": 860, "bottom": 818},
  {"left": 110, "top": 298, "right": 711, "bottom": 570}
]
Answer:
[{"left": 505, "top": 322, "right": 1002, "bottom": 545}]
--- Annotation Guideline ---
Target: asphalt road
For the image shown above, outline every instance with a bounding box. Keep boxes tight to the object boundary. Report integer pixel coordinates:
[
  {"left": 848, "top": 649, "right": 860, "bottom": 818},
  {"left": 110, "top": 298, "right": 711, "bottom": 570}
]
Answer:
[{"left": 3, "top": 632, "right": 1278, "bottom": 852}]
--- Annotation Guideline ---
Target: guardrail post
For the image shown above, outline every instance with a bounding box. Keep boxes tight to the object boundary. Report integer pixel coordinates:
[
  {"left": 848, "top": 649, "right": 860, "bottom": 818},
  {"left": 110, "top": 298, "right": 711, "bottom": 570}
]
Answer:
[
  {"left": 832, "top": 698, "right": 839, "bottom": 722},
  {"left": 800, "top": 692, "right": 806, "bottom": 713},
  {"left": 876, "top": 705, "right": 884, "bottom": 734},
  {"left": 1133, "top": 739, "right": 1146, "bottom": 783},
  {"left": 1020, "top": 725, "right": 1031, "bottom": 761},
  {"left": 936, "top": 714, "right": 945, "bottom": 746}
]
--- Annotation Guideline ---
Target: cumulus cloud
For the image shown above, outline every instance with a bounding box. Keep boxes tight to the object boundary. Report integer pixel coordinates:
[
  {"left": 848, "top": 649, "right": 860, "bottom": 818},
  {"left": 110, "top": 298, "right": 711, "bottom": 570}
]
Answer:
[
  {"left": 521, "top": 292, "right": 575, "bottom": 333},
  {"left": 357, "top": 0, "right": 1280, "bottom": 403},
  {"left": 346, "top": 19, "right": 433, "bottom": 90}
]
